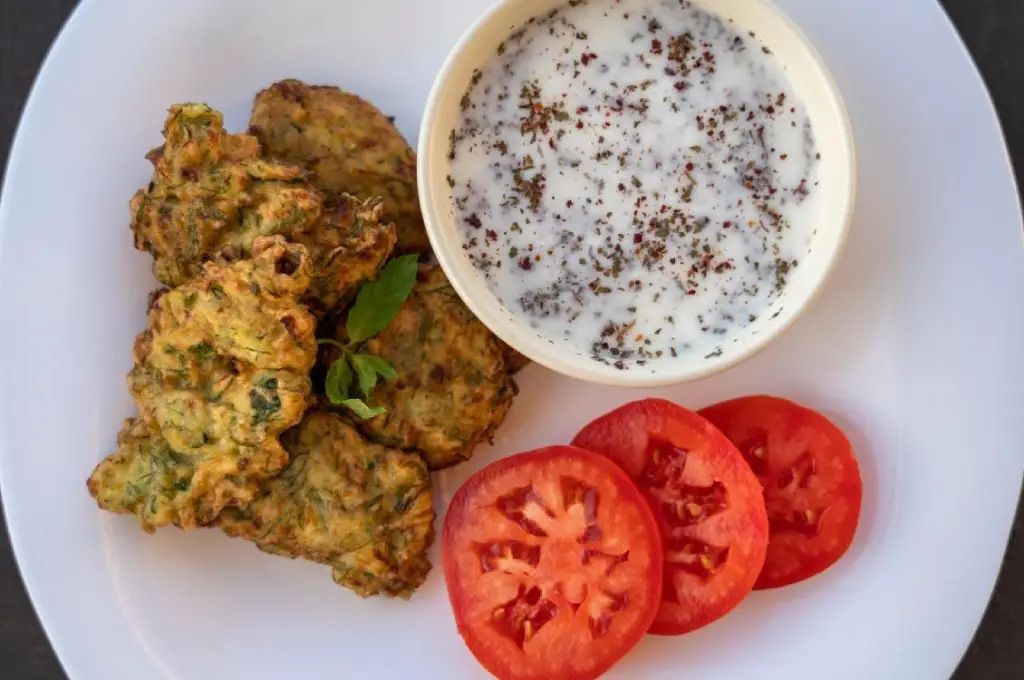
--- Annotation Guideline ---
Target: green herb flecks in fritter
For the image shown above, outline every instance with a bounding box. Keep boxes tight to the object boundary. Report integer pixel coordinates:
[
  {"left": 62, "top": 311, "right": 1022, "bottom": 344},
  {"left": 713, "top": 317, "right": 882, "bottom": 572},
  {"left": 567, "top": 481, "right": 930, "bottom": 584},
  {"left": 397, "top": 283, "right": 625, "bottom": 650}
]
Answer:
[
  {"left": 296, "top": 194, "right": 397, "bottom": 318},
  {"left": 128, "top": 237, "right": 318, "bottom": 508},
  {"left": 87, "top": 418, "right": 254, "bottom": 532},
  {"left": 248, "top": 79, "right": 430, "bottom": 254},
  {"left": 131, "top": 102, "right": 323, "bottom": 287},
  {"left": 328, "top": 265, "right": 518, "bottom": 470},
  {"left": 218, "top": 411, "right": 435, "bottom": 598}
]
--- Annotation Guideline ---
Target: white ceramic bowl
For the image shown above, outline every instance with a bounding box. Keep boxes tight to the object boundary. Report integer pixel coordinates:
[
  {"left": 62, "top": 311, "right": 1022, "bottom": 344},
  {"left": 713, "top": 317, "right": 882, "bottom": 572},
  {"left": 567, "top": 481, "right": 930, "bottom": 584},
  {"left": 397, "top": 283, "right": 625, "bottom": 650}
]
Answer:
[{"left": 418, "top": 0, "right": 856, "bottom": 387}]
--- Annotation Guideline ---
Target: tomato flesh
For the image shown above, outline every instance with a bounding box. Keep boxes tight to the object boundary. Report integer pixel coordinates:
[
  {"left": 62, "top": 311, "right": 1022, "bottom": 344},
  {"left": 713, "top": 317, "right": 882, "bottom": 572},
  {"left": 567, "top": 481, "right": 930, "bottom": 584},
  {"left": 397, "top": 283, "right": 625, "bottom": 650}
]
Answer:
[
  {"left": 698, "top": 395, "right": 862, "bottom": 589},
  {"left": 572, "top": 399, "right": 768, "bottom": 636},
  {"left": 443, "top": 446, "right": 662, "bottom": 680}
]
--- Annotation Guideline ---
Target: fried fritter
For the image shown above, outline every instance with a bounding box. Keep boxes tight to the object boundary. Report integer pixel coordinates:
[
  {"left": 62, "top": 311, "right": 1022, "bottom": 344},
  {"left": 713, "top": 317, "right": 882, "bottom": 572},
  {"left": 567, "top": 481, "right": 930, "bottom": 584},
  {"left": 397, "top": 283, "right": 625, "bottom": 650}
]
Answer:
[
  {"left": 131, "top": 103, "right": 323, "bottom": 287},
  {"left": 128, "top": 237, "right": 317, "bottom": 511},
  {"left": 329, "top": 266, "right": 518, "bottom": 470},
  {"left": 87, "top": 418, "right": 254, "bottom": 531},
  {"left": 218, "top": 411, "right": 434, "bottom": 598},
  {"left": 295, "top": 194, "right": 397, "bottom": 317},
  {"left": 502, "top": 346, "right": 531, "bottom": 374},
  {"left": 248, "top": 79, "right": 430, "bottom": 254}
]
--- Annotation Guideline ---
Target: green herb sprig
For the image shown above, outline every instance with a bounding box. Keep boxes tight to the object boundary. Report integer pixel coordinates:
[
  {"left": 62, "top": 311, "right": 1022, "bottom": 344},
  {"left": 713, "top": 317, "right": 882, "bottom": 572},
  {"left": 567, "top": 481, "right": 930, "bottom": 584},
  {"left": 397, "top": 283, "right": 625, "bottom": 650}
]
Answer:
[{"left": 319, "top": 254, "right": 418, "bottom": 419}]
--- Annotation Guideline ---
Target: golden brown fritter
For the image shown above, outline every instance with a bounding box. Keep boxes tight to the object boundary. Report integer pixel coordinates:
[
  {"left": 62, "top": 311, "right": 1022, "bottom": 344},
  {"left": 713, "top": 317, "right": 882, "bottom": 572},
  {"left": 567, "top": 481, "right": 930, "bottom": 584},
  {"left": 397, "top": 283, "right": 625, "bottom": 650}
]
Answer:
[
  {"left": 128, "top": 237, "right": 318, "bottom": 513},
  {"left": 502, "top": 346, "right": 531, "bottom": 374},
  {"left": 87, "top": 418, "right": 258, "bottom": 531},
  {"left": 89, "top": 419, "right": 195, "bottom": 531},
  {"left": 328, "top": 266, "right": 518, "bottom": 470},
  {"left": 131, "top": 103, "right": 323, "bottom": 287},
  {"left": 248, "top": 79, "right": 430, "bottom": 254},
  {"left": 295, "top": 194, "right": 397, "bottom": 318},
  {"left": 218, "top": 411, "right": 435, "bottom": 598}
]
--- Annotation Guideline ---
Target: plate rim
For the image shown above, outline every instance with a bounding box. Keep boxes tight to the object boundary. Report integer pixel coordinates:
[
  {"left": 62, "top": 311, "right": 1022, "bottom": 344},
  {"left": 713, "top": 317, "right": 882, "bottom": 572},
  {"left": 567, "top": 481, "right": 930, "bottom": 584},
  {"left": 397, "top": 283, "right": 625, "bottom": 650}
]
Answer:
[{"left": 0, "top": 1, "right": 94, "bottom": 677}]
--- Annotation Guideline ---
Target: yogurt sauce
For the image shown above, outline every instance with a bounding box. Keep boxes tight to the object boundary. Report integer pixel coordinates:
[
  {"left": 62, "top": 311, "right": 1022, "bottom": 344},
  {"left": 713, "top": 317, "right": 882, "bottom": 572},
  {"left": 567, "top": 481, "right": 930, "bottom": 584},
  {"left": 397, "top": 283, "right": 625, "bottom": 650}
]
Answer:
[{"left": 448, "top": 0, "right": 821, "bottom": 369}]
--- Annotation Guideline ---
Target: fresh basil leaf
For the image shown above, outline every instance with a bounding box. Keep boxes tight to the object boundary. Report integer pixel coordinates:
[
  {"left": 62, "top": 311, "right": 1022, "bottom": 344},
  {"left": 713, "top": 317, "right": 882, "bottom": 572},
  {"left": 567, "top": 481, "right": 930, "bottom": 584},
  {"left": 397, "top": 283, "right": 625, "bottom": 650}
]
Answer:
[
  {"left": 341, "top": 398, "right": 386, "bottom": 420},
  {"left": 350, "top": 354, "right": 380, "bottom": 397},
  {"left": 358, "top": 354, "right": 398, "bottom": 380},
  {"left": 350, "top": 354, "right": 399, "bottom": 397},
  {"left": 324, "top": 357, "right": 353, "bottom": 404},
  {"left": 346, "top": 254, "right": 419, "bottom": 343}
]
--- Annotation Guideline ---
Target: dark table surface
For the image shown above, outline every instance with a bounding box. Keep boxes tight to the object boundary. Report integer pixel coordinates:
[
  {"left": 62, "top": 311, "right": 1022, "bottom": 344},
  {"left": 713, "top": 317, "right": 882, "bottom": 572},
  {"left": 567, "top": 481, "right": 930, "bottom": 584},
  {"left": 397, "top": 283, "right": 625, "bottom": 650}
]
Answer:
[{"left": 1, "top": 0, "right": 1022, "bottom": 678}]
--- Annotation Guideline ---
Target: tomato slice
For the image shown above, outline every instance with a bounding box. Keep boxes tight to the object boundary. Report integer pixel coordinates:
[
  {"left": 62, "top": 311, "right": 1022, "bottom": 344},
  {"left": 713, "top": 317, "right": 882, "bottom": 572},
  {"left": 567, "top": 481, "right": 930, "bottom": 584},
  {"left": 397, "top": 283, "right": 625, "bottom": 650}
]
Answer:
[
  {"left": 698, "top": 396, "right": 862, "bottom": 590},
  {"left": 572, "top": 399, "right": 768, "bottom": 636},
  {"left": 443, "top": 446, "right": 662, "bottom": 680}
]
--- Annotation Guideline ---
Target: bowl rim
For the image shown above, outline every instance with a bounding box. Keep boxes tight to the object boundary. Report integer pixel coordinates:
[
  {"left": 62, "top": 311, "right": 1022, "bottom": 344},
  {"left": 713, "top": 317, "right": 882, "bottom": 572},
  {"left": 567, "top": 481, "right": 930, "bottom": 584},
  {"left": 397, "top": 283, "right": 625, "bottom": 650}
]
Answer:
[{"left": 417, "top": 0, "right": 857, "bottom": 387}]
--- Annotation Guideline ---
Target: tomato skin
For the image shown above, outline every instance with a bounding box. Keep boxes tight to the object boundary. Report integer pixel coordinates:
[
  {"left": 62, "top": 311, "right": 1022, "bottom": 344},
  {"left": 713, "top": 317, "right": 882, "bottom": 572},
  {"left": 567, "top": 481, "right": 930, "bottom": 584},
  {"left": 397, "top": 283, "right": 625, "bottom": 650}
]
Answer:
[
  {"left": 443, "top": 446, "right": 663, "bottom": 680},
  {"left": 572, "top": 399, "right": 768, "bottom": 636},
  {"left": 698, "top": 396, "right": 862, "bottom": 590}
]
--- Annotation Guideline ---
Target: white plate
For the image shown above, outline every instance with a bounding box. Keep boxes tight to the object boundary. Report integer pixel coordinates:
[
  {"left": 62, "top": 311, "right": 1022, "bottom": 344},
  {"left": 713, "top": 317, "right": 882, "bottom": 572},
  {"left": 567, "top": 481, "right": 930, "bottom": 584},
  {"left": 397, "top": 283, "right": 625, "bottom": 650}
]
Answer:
[{"left": 0, "top": 0, "right": 1021, "bottom": 678}]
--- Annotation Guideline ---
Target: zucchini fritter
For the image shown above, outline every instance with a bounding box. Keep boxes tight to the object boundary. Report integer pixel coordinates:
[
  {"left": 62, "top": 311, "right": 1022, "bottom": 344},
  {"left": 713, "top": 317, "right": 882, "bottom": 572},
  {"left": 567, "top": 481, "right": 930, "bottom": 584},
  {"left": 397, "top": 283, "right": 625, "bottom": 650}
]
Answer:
[
  {"left": 248, "top": 79, "right": 430, "bottom": 254},
  {"left": 218, "top": 411, "right": 435, "bottom": 598},
  {"left": 330, "top": 266, "right": 518, "bottom": 470},
  {"left": 131, "top": 103, "right": 323, "bottom": 287},
  {"left": 502, "top": 346, "right": 531, "bottom": 374},
  {"left": 128, "top": 236, "right": 317, "bottom": 502},
  {"left": 87, "top": 418, "right": 253, "bottom": 531},
  {"left": 295, "top": 194, "right": 397, "bottom": 317}
]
